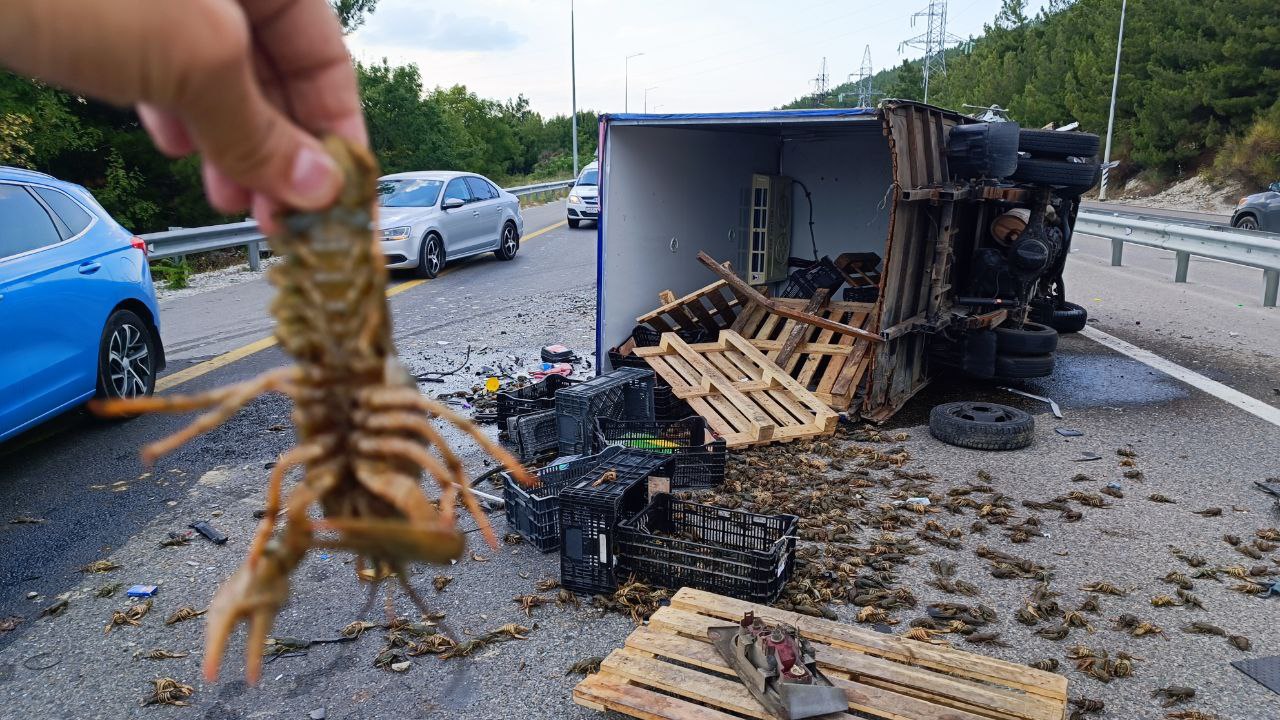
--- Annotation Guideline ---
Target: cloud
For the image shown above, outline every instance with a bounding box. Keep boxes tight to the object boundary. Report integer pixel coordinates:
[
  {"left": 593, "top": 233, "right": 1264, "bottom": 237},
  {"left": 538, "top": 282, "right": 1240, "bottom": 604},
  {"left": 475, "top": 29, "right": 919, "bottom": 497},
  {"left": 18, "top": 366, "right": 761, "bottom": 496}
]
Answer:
[{"left": 356, "top": 3, "right": 526, "bottom": 53}]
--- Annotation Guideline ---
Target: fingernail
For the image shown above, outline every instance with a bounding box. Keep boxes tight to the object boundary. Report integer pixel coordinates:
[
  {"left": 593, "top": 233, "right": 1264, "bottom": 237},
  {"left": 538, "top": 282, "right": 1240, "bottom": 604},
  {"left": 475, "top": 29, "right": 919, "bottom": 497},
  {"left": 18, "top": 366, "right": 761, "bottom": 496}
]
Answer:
[{"left": 290, "top": 145, "right": 339, "bottom": 206}]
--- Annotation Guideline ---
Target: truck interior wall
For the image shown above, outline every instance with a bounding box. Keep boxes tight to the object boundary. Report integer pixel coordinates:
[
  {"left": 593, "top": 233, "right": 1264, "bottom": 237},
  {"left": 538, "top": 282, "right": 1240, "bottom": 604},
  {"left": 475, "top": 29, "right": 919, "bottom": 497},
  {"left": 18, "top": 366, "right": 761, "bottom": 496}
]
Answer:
[
  {"left": 779, "top": 128, "right": 894, "bottom": 261},
  {"left": 599, "top": 125, "right": 777, "bottom": 361}
]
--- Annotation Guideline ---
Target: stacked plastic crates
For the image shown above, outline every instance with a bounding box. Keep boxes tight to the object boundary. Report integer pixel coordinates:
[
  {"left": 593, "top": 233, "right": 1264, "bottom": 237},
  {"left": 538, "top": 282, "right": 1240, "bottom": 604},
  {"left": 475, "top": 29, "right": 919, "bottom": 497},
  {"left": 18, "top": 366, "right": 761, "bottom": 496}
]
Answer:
[
  {"left": 557, "top": 448, "right": 675, "bottom": 595},
  {"left": 554, "top": 367, "right": 654, "bottom": 455},
  {"left": 503, "top": 447, "right": 625, "bottom": 552},
  {"left": 594, "top": 416, "right": 726, "bottom": 489}
]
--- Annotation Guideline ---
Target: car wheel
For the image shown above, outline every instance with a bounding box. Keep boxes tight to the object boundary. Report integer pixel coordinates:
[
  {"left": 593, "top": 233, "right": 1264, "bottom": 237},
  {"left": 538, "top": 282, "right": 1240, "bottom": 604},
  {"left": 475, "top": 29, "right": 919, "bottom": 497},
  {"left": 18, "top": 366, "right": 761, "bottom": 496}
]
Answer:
[
  {"left": 994, "top": 352, "right": 1056, "bottom": 379},
  {"left": 1030, "top": 300, "right": 1088, "bottom": 334},
  {"left": 568, "top": 218, "right": 581, "bottom": 229},
  {"left": 1010, "top": 157, "right": 1101, "bottom": 195},
  {"left": 994, "top": 321, "right": 1058, "bottom": 355},
  {"left": 929, "top": 401, "right": 1034, "bottom": 451},
  {"left": 1017, "top": 129, "right": 1100, "bottom": 158},
  {"left": 494, "top": 222, "right": 519, "bottom": 261},
  {"left": 1234, "top": 215, "right": 1259, "bottom": 231},
  {"left": 96, "top": 309, "right": 156, "bottom": 401},
  {"left": 416, "top": 233, "right": 444, "bottom": 279}
]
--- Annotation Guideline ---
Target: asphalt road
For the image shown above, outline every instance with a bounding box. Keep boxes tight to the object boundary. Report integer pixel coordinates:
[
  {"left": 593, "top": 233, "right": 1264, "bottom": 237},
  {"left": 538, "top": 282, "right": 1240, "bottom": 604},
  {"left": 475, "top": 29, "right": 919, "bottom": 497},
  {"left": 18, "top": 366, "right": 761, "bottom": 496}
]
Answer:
[{"left": 1, "top": 200, "right": 1278, "bottom": 719}]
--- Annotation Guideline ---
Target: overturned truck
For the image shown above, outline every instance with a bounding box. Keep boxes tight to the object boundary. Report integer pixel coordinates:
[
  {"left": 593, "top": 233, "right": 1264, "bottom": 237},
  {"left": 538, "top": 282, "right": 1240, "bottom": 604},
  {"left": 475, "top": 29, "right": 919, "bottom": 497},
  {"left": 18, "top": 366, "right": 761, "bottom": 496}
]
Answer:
[{"left": 595, "top": 100, "right": 1099, "bottom": 425}]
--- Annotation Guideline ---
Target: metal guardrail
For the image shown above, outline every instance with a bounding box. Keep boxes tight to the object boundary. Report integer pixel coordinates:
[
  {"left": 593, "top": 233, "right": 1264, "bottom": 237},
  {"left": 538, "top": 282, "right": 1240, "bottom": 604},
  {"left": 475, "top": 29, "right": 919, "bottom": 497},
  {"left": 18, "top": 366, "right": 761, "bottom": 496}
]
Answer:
[
  {"left": 1074, "top": 209, "right": 1280, "bottom": 307},
  {"left": 140, "top": 178, "right": 575, "bottom": 271}
]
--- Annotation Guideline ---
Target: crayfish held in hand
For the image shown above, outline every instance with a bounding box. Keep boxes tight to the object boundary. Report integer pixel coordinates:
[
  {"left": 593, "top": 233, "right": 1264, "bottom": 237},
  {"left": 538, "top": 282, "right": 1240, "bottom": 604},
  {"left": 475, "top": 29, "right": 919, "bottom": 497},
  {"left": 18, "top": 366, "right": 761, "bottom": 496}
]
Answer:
[{"left": 93, "top": 138, "right": 534, "bottom": 684}]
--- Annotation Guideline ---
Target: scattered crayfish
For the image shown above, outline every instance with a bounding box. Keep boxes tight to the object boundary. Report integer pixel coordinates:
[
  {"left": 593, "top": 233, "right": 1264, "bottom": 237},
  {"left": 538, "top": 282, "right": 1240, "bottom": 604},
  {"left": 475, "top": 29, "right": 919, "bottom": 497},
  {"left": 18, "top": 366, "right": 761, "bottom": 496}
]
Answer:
[
  {"left": 137, "top": 649, "right": 189, "bottom": 660},
  {"left": 566, "top": 656, "right": 604, "bottom": 675},
  {"left": 91, "top": 138, "right": 534, "bottom": 683},
  {"left": 165, "top": 606, "right": 206, "bottom": 625},
  {"left": 1028, "top": 658, "right": 1059, "bottom": 671},
  {"left": 1152, "top": 686, "right": 1196, "bottom": 707},
  {"left": 105, "top": 599, "right": 152, "bottom": 635},
  {"left": 142, "top": 677, "right": 194, "bottom": 707},
  {"left": 1080, "top": 581, "right": 1130, "bottom": 596}
]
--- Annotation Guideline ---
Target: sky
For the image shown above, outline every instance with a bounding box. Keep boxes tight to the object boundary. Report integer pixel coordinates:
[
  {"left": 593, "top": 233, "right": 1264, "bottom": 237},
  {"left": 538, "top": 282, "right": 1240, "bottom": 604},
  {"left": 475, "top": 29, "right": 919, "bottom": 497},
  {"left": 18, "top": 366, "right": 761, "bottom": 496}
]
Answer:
[{"left": 347, "top": 0, "right": 1055, "bottom": 117}]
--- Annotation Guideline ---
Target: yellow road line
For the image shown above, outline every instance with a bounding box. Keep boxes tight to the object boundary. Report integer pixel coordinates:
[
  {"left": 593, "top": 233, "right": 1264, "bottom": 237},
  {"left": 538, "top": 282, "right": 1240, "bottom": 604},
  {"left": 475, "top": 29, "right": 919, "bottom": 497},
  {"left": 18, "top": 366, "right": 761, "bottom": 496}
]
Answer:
[{"left": 154, "top": 219, "right": 567, "bottom": 392}]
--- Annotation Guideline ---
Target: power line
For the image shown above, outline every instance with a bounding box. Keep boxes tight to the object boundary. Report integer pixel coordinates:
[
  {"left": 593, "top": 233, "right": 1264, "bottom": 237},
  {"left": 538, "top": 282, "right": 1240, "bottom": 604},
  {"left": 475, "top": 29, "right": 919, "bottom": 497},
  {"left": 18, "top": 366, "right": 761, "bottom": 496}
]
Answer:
[
  {"left": 898, "top": 0, "right": 965, "bottom": 103},
  {"left": 847, "top": 45, "right": 879, "bottom": 108},
  {"left": 809, "top": 57, "right": 830, "bottom": 104}
]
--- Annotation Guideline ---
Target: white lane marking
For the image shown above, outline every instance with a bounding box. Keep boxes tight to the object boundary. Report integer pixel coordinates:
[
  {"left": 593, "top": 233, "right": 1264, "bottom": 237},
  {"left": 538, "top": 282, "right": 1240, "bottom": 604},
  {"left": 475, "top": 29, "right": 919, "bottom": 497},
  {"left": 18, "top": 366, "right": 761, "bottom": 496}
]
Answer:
[{"left": 1080, "top": 325, "right": 1280, "bottom": 428}]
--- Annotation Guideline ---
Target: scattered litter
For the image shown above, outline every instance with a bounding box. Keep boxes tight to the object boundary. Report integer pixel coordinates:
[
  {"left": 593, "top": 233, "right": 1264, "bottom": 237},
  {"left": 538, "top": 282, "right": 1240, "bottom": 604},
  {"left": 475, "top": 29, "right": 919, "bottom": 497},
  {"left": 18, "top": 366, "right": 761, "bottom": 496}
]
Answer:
[
  {"left": 40, "top": 598, "right": 69, "bottom": 617},
  {"left": 541, "top": 344, "right": 576, "bottom": 363},
  {"left": 1073, "top": 452, "right": 1102, "bottom": 462},
  {"left": 25, "top": 592, "right": 37, "bottom": 599},
  {"left": 533, "top": 362, "right": 573, "bottom": 380},
  {"left": 8, "top": 515, "right": 45, "bottom": 524},
  {"left": 78, "top": 560, "right": 121, "bottom": 574},
  {"left": 142, "top": 677, "right": 194, "bottom": 707},
  {"left": 1055, "top": 428, "right": 1084, "bottom": 437},
  {"left": 126, "top": 585, "right": 159, "bottom": 598},
  {"left": 390, "top": 660, "right": 411, "bottom": 672},
  {"left": 188, "top": 520, "right": 228, "bottom": 544},
  {"left": 310, "top": 709, "right": 327, "bottom": 720},
  {"left": 21, "top": 652, "right": 59, "bottom": 670},
  {"left": 998, "top": 386, "right": 1062, "bottom": 418}
]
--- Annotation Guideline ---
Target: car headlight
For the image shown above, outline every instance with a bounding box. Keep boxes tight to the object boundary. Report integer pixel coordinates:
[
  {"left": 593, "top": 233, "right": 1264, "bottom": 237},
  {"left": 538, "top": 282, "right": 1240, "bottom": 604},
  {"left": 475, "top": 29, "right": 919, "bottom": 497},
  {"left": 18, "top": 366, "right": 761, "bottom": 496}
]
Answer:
[
  {"left": 568, "top": 195, "right": 581, "bottom": 204},
  {"left": 380, "top": 226, "right": 411, "bottom": 241},
  {"left": 1238, "top": 197, "right": 1248, "bottom": 207}
]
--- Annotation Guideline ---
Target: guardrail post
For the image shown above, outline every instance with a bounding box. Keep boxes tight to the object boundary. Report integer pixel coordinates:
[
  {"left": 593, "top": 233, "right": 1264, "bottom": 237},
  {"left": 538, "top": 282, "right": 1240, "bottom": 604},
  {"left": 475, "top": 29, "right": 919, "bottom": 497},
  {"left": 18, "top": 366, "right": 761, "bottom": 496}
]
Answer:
[
  {"left": 1265, "top": 269, "right": 1278, "bottom": 308},
  {"left": 247, "top": 240, "right": 261, "bottom": 271},
  {"left": 1174, "top": 251, "right": 1190, "bottom": 283},
  {"left": 1110, "top": 239, "right": 1124, "bottom": 266}
]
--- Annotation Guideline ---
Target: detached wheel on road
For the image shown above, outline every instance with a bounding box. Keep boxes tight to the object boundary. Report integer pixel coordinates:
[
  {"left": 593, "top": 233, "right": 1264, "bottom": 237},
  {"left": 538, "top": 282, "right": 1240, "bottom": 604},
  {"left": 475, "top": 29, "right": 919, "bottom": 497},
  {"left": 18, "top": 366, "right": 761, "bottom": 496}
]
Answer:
[
  {"left": 929, "top": 401, "right": 1034, "bottom": 451},
  {"left": 994, "top": 321, "right": 1058, "bottom": 355},
  {"left": 1031, "top": 300, "right": 1088, "bottom": 333},
  {"left": 1017, "top": 129, "right": 1100, "bottom": 158},
  {"left": 494, "top": 222, "right": 520, "bottom": 261},
  {"left": 568, "top": 218, "right": 581, "bottom": 229},
  {"left": 416, "top": 233, "right": 444, "bottom": 279},
  {"left": 1010, "top": 157, "right": 1101, "bottom": 195},
  {"left": 96, "top": 309, "right": 156, "bottom": 401}
]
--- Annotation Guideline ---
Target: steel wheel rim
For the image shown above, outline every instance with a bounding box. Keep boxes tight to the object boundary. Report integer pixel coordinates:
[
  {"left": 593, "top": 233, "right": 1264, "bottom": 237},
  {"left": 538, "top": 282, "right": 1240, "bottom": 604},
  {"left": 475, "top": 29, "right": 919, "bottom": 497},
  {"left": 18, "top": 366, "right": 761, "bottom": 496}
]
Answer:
[
  {"left": 427, "top": 239, "right": 441, "bottom": 274},
  {"left": 951, "top": 403, "right": 1015, "bottom": 424},
  {"left": 502, "top": 225, "right": 517, "bottom": 256},
  {"left": 108, "top": 322, "right": 151, "bottom": 398}
]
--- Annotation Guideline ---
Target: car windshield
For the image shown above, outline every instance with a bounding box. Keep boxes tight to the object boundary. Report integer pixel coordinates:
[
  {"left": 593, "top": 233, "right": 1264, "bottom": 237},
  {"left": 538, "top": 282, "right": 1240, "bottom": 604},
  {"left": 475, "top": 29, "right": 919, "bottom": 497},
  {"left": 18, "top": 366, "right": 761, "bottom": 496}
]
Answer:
[
  {"left": 377, "top": 179, "right": 443, "bottom": 207},
  {"left": 577, "top": 169, "right": 598, "bottom": 186}
]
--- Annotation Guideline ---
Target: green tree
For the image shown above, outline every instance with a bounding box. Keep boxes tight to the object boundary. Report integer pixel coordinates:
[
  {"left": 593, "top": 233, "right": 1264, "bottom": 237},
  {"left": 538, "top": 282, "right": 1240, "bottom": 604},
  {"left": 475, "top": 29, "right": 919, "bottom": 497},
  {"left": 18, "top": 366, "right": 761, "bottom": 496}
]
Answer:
[
  {"left": 330, "top": 0, "right": 378, "bottom": 34},
  {"left": 884, "top": 61, "right": 925, "bottom": 102}
]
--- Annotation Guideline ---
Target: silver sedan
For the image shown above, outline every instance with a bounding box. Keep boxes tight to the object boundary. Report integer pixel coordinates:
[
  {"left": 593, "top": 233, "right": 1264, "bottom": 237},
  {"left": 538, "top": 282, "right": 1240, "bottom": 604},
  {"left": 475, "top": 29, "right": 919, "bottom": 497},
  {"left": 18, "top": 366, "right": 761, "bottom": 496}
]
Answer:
[{"left": 376, "top": 171, "right": 524, "bottom": 278}]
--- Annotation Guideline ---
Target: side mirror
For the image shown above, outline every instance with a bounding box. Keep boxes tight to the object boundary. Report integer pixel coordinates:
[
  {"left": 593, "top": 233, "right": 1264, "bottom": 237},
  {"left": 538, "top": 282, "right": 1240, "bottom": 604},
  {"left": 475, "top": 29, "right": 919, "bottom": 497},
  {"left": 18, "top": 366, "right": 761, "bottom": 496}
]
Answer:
[
  {"left": 442, "top": 197, "right": 466, "bottom": 210},
  {"left": 1269, "top": 181, "right": 1280, "bottom": 194}
]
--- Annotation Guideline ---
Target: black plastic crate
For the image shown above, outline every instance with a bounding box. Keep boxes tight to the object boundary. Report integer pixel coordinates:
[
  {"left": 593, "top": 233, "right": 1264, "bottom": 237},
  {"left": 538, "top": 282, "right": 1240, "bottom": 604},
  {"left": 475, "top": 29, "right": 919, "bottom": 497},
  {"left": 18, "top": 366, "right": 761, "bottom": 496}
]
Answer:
[
  {"left": 559, "top": 450, "right": 675, "bottom": 595},
  {"left": 496, "top": 375, "right": 577, "bottom": 433},
  {"left": 780, "top": 256, "right": 843, "bottom": 299},
  {"left": 594, "top": 417, "right": 726, "bottom": 489},
  {"left": 555, "top": 368, "right": 655, "bottom": 455},
  {"left": 843, "top": 286, "right": 880, "bottom": 303},
  {"left": 630, "top": 325, "right": 710, "bottom": 348},
  {"left": 510, "top": 409, "right": 559, "bottom": 461},
  {"left": 503, "top": 447, "right": 627, "bottom": 552},
  {"left": 616, "top": 494, "right": 798, "bottom": 603}
]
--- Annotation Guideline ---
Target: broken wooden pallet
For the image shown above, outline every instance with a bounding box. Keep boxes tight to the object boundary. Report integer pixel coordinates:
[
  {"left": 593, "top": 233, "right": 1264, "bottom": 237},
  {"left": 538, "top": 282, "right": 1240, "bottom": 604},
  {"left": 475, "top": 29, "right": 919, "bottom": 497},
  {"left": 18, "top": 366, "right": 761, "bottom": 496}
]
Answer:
[
  {"left": 637, "top": 278, "right": 748, "bottom": 339},
  {"left": 575, "top": 587, "right": 1069, "bottom": 720},
  {"left": 732, "top": 297, "right": 876, "bottom": 411},
  {"left": 632, "top": 331, "right": 837, "bottom": 448}
]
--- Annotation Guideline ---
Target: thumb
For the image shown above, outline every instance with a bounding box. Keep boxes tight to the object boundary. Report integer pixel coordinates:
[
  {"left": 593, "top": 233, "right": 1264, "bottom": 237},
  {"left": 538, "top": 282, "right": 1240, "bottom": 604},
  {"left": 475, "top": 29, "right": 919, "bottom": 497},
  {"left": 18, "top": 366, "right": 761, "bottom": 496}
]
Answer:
[{"left": 174, "top": 45, "right": 341, "bottom": 210}]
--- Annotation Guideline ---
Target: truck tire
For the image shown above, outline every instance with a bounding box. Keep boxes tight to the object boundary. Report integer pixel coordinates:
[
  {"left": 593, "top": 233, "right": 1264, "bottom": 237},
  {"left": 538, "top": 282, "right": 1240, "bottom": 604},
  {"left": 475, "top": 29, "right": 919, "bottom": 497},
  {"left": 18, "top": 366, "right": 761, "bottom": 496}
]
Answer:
[
  {"left": 962, "top": 330, "right": 997, "bottom": 378},
  {"left": 1017, "top": 129, "right": 1100, "bottom": 158},
  {"left": 994, "top": 321, "right": 1058, "bottom": 355},
  {"left": 947, "top": 121, "right": 1020, "bottom": 180},
  {"left": 994, "top": 352, "right": 1055, "bottom": 379},
  {"left": 1011, "top": 157, "right": 1101, "bottom": 194},
  {"left": 929, "top": 401, "right": 1034, "bottom": 451},
  {"left": 1030, "top": 301, "right": 1087, "bottom": 333}
]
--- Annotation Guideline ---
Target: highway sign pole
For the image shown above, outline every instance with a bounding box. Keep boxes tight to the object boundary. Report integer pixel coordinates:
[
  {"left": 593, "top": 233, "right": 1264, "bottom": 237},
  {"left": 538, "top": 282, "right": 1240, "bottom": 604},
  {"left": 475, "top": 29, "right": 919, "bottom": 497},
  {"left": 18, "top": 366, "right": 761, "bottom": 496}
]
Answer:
[
  {"left": 1099, "top": 0, "right": 1127, "bottom": 201},
  {"left": 570, "top": 0, "right": 579, "bottom": 175}
]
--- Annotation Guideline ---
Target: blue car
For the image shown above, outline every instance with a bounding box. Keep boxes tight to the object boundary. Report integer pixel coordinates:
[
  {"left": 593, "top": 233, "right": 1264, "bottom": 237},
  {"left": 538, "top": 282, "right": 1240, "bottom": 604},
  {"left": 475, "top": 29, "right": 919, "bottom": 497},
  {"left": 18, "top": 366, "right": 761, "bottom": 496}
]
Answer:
[{"left": 0, "top": 166, "right": 165, "bottom": 443}]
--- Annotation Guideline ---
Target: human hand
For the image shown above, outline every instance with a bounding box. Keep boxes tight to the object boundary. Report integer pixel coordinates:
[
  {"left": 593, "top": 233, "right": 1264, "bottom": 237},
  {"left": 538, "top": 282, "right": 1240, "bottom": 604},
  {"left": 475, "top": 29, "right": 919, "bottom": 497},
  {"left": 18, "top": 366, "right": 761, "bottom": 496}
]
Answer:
[{"left": 0, "top": 0, "right": 366, "bottom": 232}]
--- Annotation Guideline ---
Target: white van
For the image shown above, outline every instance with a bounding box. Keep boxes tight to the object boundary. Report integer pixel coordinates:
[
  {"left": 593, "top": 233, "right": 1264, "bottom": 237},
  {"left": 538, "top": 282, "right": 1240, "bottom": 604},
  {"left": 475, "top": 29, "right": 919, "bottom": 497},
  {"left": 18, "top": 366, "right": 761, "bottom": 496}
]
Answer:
[{"left": 566, "top": 161, "right": 599, "bottom": 228}]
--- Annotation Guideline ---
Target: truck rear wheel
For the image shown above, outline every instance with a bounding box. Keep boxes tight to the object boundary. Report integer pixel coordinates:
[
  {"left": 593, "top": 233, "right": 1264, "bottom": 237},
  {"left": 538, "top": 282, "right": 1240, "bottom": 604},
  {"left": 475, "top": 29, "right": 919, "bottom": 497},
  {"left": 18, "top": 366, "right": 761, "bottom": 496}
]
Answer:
[
  {"left": 1010, "top": 157, "right": 1101, "bottom": 195},
  {"left": 1017, "top": 129, "right": 1100, "bottom": 158},
  {"left": 994, "top": 352, "right": 1056, "bottom": 379},
  {"left": 994, "top": 321, "right": 1058, "bottom": 355},
  {"left": 1031, "top": 301, "right": 1088, "bottom": 334},
  {"left": 929, "top": 401, "right": 1034, "bottom": 451}
]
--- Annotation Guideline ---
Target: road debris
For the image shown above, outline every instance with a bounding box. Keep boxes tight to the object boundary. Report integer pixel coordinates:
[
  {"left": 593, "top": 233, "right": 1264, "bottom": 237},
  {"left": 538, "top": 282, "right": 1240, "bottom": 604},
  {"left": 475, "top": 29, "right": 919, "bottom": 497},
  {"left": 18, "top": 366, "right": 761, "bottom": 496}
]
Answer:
[
  {"left": 104, "top": 599, "right": 152, "bottom": 634},
  {"left": 142, "top": 677, "right": 194, "bottom": 707},
  {"left": 165, "top": 606, "right": 206, "bottom": 625},
  {"left": 40, "top": 598, "right": 69, "bottom": 617},
  {"left": 137, "top": 649, "right": 189, "bottom": 660},
  {"left": 94, "top": 583, "right": 124, "bottom": 598},
  {"left": 159, "top": 531, "right": 193, "bottom": 547},
  {"left": 566, "top": 657, "right": 603, "bottom": 675},
  {"left": 78, "top": 560, "right": 120, "bottom": 574},
  {"left": 9, "top": 515, "right": 45, "bottom": 524},
  {"left": 0, "top": 615, "right": 21, "bottom": 632},
  {"left": 439, "top": 623, "right": 530, "bottom": 659},
  {"left": 126, "top": 584, "right": 159, "bottom": 598}
]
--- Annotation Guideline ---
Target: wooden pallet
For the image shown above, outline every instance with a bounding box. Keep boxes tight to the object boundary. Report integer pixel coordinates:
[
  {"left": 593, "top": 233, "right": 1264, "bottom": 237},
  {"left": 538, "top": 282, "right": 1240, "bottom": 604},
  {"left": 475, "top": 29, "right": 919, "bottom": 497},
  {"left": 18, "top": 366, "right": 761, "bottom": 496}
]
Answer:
[
  {"left": 637, "top": 279, "right": 749, "bottom": 338},
  {"left": 632, "top": 331, "right": 838, "bottom": 448},
  {"left": 732, "top": 298, "right": 876, "bottom": 411},
  {"left": 574, "top": 588, "right": 1069, "bottom": 720}
]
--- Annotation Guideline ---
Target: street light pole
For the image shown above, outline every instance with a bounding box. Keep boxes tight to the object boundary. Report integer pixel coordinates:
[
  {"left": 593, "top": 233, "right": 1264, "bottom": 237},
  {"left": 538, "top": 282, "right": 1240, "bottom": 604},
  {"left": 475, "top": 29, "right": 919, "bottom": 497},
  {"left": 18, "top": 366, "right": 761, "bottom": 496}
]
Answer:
[
  {"left": 625, "top": 52, "right": 644, "bottom": 113},
  {"left": 1099, "top": 0, "right": 1126, "bottom": 202},
  {"left": 644, "top": 86, "right": 657, "bottom": 113},
  {"left": 570, "top": 0, "right": 579, "bottom": 175}
]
